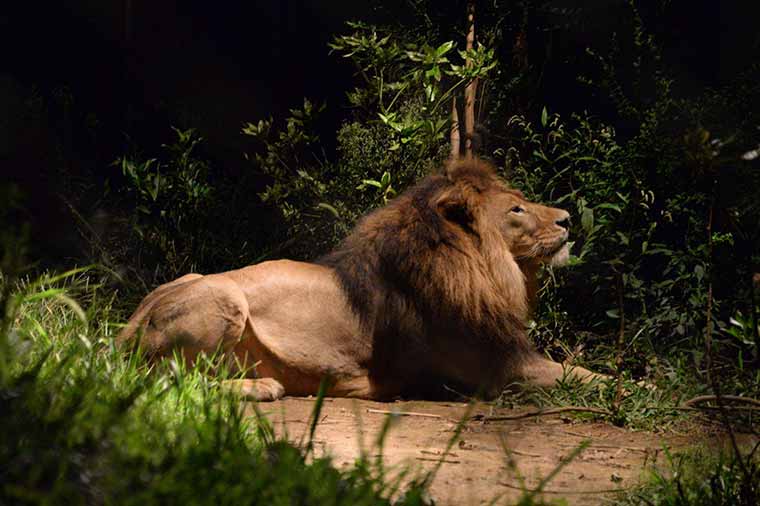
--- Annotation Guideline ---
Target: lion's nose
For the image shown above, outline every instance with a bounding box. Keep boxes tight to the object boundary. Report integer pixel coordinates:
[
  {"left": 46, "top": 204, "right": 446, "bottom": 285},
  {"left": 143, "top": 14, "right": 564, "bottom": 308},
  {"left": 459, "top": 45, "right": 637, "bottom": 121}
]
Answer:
[{"left": 555, "top": 213, "right": 571, "bottom": 230}]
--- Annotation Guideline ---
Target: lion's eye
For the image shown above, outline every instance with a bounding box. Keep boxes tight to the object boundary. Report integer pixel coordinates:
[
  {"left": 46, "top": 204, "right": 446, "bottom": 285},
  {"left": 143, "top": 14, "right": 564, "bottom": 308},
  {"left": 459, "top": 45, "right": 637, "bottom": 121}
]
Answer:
[{"left": 511, "top": 206, "right": 525, "bottom": 214}]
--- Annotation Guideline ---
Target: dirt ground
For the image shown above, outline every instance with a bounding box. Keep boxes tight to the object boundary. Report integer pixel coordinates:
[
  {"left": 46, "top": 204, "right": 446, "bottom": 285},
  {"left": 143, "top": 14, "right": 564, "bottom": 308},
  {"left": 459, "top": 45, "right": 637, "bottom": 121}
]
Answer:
[{"left": 250, "top": 397, "right": 745, "bottom": 505}]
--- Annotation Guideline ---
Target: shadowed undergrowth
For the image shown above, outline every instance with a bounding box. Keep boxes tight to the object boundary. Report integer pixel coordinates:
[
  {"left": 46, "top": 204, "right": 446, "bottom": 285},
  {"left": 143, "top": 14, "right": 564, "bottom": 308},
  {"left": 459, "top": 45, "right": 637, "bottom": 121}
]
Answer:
[{"left": 0, "top": 271, "right": 431, "bottom": 506}]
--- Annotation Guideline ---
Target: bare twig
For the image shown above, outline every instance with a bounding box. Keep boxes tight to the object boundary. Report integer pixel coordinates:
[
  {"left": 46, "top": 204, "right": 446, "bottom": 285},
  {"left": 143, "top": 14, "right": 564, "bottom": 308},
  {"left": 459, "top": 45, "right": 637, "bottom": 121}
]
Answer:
[
  {"left": 284, "top": 396, "right": 334, "bottom": 402},
  {"left": 471, "top": 406, "right": 611, "bottom": 422},
  {"left": 416, "top": 457, "right": 461, "bottom": 464},
  {"left": 421, "top": 449, "right": 459, "bottom": 457},
  {"left": 683, "top": 395, "right": 760, "bottom": 407},
  {"left": 557, "top": 442, "right": 650, "bottom": 453},
  {"left": 366, "top": 408, "right": 442, "bottom": 419},
  {"left": 508, "top": 449, "right": 543, "bottom": 458},
  {"left": 499, "top": 481, "right": 626, "bottom": 495},
  {"left": 673, "top": 406, "right": 760, "bottom": 413}
]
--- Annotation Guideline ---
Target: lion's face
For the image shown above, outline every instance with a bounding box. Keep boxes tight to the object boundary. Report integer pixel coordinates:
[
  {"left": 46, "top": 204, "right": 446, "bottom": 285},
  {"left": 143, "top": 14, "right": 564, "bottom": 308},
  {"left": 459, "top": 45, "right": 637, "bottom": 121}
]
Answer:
[{"left": 485, "top": 188, "right": 571, "bottom": 266}]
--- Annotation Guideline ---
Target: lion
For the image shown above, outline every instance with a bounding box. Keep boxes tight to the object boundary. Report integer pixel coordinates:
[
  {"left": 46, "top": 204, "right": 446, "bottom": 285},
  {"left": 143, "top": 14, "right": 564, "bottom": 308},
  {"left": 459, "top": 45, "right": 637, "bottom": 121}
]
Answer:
[{"left": 117, "top": 159, "right": 603, "bottom": 401}]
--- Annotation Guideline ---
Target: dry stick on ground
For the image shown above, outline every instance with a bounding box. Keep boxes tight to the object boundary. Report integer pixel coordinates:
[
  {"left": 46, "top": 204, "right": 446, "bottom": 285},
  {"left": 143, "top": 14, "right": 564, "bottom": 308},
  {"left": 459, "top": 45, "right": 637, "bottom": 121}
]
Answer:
[
  {"left": 366, "top": 408, "right": 443, "bottom": 419},
  {"left": 509, "top": 449, "right": 543, "bottom": 458},
  {"left": 499, "top": 481, "right": 626, "bottom": 495},
  {"left": 683, "top": 395, "right": 760, "bottom": 407},
  {"left": 470, "top": 395, "right": 760, "bottom": 423},
  {"left": 416, "top": 457, "right": 461, "bottom": 464},
  {"left": 472, "top": 406, "right": 612, "bottom": 422}
]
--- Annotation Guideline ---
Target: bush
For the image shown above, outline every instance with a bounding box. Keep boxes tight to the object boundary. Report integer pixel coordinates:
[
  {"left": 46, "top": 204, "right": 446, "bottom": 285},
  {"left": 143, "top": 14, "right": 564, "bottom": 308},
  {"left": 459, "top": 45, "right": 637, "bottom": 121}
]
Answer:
[
  {"left": 113, "top": 128, "right": 214, "bottom": 283},
  {"left": 617, "top": 447, "right": 760, "bottom": 506}
]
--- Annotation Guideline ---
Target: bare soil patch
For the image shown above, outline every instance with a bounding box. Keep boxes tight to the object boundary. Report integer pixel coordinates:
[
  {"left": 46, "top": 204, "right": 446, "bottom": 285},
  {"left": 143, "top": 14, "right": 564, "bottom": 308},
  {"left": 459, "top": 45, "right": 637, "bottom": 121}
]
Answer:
[{"left": 248, "top": 397, "right": 742, "bottom": 505}]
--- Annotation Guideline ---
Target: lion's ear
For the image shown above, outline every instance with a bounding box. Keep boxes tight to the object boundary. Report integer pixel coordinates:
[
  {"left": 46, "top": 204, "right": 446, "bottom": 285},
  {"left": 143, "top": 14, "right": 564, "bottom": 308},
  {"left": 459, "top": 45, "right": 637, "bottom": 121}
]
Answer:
[{"left": 435, "top": 188, "right": 474, "bottom": 228}]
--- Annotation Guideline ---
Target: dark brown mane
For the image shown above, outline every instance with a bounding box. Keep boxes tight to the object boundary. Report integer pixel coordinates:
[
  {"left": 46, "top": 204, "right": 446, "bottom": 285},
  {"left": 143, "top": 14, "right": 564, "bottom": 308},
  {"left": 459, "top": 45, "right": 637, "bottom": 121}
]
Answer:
[{"left": 318, "top": 160, "right": 535, "bottom": 394}]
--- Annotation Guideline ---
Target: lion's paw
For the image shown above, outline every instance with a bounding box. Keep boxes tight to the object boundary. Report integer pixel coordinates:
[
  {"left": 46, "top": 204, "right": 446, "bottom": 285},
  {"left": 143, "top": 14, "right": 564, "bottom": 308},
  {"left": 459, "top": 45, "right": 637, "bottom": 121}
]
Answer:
[{"left": 222, "top": 378, "right": 285, "bottom": 402}]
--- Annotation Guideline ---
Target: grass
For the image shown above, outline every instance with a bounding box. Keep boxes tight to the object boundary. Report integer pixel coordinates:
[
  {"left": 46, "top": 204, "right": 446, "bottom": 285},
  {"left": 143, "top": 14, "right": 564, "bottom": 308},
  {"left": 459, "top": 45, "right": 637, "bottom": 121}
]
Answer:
[
  {"left": 0, "top": 270, "right": 431, "bottom": 506},
  {"left": 2, "top": 268, "right": 758, "bottom": 505},
  {"left": 616, "top": 446, "right": 760, "bottom": 506},
  {"left": 496, "top": 370, "right": 698, "bottom": 431},
  {"left": 497, "top": 347, "right": 759, "bottom": 432}
]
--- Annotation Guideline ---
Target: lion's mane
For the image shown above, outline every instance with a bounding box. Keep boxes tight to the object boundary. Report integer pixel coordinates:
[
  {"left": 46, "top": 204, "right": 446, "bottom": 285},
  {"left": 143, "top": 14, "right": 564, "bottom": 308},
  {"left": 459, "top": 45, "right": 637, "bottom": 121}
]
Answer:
[{"left": 318, "top": 159, "right": 535, "bottom": 394}]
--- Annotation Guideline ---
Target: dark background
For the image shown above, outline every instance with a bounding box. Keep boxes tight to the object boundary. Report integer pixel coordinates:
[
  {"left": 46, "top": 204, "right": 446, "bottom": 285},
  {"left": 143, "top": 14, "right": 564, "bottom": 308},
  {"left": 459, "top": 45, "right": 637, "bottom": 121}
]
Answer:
[{"left": 2, "top": 1, "right": 759, "bottom": 267}]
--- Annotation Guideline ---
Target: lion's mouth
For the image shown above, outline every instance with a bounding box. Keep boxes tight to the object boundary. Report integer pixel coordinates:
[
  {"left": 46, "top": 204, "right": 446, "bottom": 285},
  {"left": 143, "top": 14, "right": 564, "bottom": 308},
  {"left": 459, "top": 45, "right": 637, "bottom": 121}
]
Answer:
[
  {"left": 547, "top": 241, "right": 570, "bottom": 266},
  {"left": 541, "top": 240, "right": 570, "bottom": 266}
]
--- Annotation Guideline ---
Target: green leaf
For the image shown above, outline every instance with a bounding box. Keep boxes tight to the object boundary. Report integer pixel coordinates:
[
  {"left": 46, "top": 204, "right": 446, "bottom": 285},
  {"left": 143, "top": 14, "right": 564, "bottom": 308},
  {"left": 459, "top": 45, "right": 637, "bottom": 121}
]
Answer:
[
  {"left": 426, "top": 65, "right": 442, "bottom": 82},
  {"left": 541, "top": 107, "right": 548, "bottom": 127},
  {"left": 595, "top": 203, "right": 622, "bottom": 213},
  {"left": 357, "top": 179, "right": 383, "bottom": 190},
  {"left": 316, "top": 202, "right": 340, "bottom": 218},
  {"left": 606, "top": 309, "right": 620, "bottom": 319},
  {"left": 24, "top": 288, "right": 66, "bottom": 302},
  {"left": 581, "top": 207, "right": 594, "bottom": 234},
  {"left": 436, "top": 41, "right": 454, "bottom": 56}
]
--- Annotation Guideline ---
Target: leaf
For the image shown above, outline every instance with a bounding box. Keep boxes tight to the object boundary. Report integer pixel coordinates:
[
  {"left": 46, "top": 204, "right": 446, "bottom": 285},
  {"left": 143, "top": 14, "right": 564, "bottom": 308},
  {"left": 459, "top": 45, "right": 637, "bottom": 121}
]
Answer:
[
  {"left": 24, "top": 288, "right": 66, "bottom": 302},
  {"left": 357, "top": 179, "right": 382, "bottom": 190},
  {"left": 581, "top": 207, "right": 594, "bottom": 234},
  {"left": 426, "top": 65, "right": 442, "bottom": 82},
  {"left": 541, "top": 107, "right": 548, "bottom": 127},
  {"left": 316, "top": 202, "right": 340, "bottom": 218},
  {"left": 606, "top": 309, "right": 620, "bottom": 319},
  {"left": 595, "top": 203, "right": 622, "bottom": 213},
  {"left": 436, "top": 41, "right": 454, "bottom": 56}
]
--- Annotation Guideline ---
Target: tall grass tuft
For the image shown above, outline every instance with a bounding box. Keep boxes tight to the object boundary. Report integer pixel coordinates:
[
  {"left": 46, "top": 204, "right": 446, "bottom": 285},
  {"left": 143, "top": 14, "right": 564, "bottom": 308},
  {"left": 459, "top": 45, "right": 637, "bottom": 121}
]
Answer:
[{"left": 0, "top": 270, "right": 431, "bottom": 505}]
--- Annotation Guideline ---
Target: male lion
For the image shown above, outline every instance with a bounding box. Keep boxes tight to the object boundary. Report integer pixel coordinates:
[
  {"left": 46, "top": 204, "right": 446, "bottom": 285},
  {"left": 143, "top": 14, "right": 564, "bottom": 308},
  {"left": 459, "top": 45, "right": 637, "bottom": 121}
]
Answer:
[{"left": 118, "top": 159, "right": 603, "bottom": 400}]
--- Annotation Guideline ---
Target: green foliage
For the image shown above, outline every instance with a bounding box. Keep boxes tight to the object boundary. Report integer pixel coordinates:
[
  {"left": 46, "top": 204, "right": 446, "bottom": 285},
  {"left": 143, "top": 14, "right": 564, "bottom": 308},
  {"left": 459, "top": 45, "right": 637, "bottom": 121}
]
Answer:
[
  {"left": 497, "top": 0, "right": 760, "bottom": 394},
  {"left": 241, "top": 20, "right": 499, "bottom": 258},
  {"left": 330, "top": 21, "right": 495, "bottom": 152},
  {"left": 243, "top": 103, "right": 445, "bottom": 258},
  {"left": 0, "top": 271, "right": 433, "bottom": 506},
  {"left": 115, "top": 128, "right": 214, "bottom": 279},
  {"left": 243, "top": 100, "right": 355, "bottom": 256},
  {"left": 617, "top": 447, "right": 760, "bottom": 506}
]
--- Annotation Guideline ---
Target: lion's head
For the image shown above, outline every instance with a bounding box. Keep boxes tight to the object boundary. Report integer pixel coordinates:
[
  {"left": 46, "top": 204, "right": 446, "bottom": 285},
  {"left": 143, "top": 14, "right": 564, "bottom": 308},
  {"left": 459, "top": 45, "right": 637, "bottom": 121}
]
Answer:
[
  {"left": 319, "top": 159, "right": 572, "bottom": 393},
  {"left": 441, "top": 159, "right": 571, "bottom": 268}
]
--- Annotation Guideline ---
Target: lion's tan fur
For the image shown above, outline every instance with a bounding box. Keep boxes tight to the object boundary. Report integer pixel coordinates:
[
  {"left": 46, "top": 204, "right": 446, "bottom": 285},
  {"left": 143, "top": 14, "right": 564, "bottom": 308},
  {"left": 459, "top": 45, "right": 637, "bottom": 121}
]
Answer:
[{"left": 118, "top": 159, "right": 602, "bottom": 400}]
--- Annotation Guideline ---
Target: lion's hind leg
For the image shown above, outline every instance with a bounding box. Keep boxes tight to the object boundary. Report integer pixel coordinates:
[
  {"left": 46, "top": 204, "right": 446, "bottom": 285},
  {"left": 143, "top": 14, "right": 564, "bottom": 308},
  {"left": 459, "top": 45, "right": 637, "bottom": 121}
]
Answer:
[
  {"left": 120, "top": 274, "right": 252, "bottom": 365},
  {"left": 117, "top": 273, "right": 204, "bottom": 348}
]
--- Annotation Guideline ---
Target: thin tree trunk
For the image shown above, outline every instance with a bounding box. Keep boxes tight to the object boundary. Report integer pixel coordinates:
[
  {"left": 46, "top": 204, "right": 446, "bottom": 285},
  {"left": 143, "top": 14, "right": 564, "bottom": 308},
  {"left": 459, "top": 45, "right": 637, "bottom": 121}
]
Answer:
[
  {"left": 752, "top": 273, "right": 760, "bottom": 351},
  {"left": 450, "top": 96, "right": 461, "bottom": 159},
  {"left": 613, "top": 271, "right": 626, "bottom": 413},
  {"left": 464, "top": 0, "right": 477, "bottom": 159}
]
